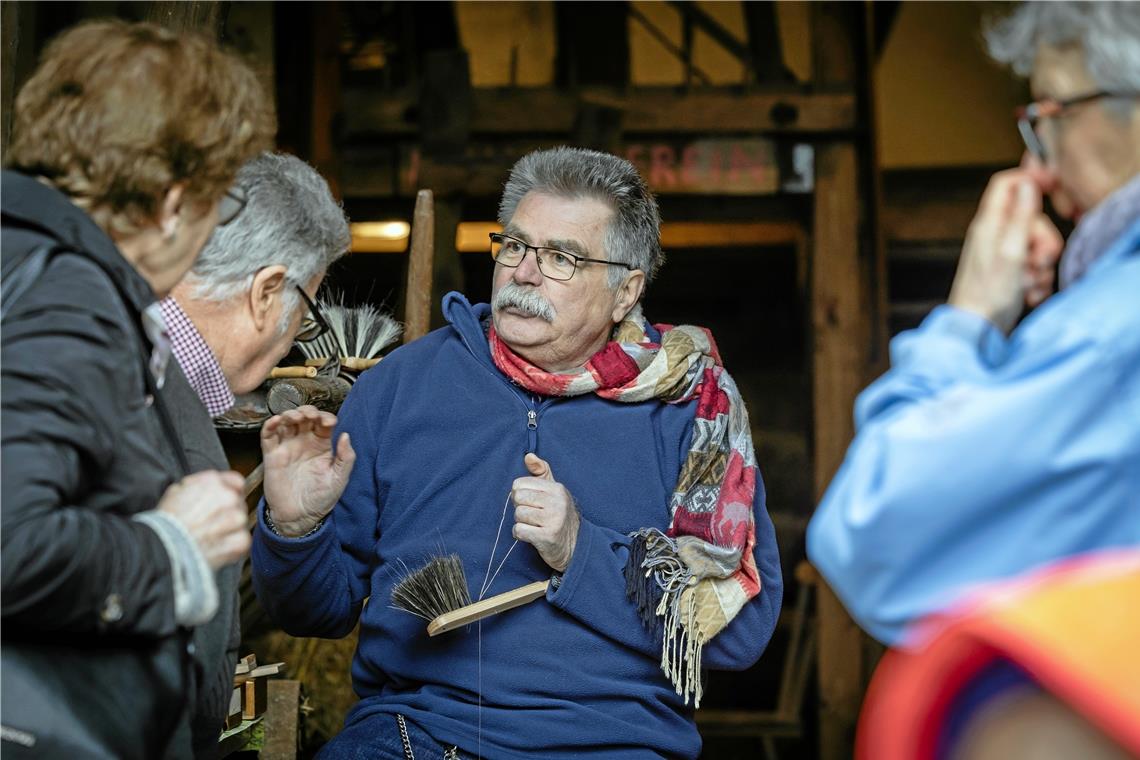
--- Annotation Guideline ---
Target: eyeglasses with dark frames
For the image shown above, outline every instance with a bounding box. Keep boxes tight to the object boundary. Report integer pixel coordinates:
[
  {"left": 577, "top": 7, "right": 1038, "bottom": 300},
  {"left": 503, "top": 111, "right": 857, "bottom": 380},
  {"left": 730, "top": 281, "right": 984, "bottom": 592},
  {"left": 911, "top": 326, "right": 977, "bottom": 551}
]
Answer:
[
  {"left": 489, "top": 232, "right": 634, "bottom": 282},
  {"left": 294, "top": 286, "right": 330, "bottom": 343},
  {"left": 1016, "top": 91, "right": 1140, "bottom": 162},
  {"left": 217, "top": 187, "right": 247, "bottom": 227}
]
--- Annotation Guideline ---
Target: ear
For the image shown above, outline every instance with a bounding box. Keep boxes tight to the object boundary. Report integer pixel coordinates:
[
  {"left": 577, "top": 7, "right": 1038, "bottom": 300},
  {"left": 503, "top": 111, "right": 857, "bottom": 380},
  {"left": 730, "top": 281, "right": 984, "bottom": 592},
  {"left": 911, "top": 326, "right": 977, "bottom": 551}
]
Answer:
[
  {"left": 611, "top": 269, "right": 646, "bottom": 323},
  {"left": 248, "top": 265, "right": 289, "bottom": 332},
  {"left": 158, "top": 184, "right": 187, "bottom": 239}
]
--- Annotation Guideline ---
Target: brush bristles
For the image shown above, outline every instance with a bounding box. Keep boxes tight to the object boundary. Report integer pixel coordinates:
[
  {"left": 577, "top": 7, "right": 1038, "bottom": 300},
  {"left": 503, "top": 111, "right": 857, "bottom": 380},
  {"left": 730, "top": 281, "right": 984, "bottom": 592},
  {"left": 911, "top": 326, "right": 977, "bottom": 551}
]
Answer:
[
  {"left": 294, "top": 295, "right": 403, "bottom": 362},
  {"left": 390, "top": 555, "right": 472, "bottom": 622}
]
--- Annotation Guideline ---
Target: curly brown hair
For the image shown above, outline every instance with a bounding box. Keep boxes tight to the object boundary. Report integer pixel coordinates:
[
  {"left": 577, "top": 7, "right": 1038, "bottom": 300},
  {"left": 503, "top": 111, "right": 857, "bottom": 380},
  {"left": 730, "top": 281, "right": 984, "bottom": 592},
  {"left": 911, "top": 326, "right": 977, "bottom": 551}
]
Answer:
[{"left": 7, "top": 19, "right": 276, "bottom": 237}]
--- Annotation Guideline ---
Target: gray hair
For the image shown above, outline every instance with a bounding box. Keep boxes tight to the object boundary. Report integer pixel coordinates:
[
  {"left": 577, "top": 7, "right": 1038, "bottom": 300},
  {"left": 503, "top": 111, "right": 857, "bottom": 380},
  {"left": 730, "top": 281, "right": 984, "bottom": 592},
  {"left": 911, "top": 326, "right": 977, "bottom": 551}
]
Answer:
[
  {"left": 986, "top": 2, "right": 1140, "bottom": 119},
  {"left": 188, "top": 152, "right": 350, "bottom": 330},
  {"left": 498, "top": 147, "right": 664, "bottom": 289}
]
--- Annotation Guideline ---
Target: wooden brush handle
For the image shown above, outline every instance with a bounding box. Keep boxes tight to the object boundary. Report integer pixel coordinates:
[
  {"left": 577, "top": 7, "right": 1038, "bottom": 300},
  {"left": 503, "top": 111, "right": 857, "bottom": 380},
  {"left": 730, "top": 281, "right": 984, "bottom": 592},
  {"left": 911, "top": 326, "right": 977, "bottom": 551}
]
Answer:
[
  {"left": 427, "top": 580, "right": 550, "bottom": 636},
  {"left": 302, "top": 357, "right": 382, "bottom": 370},
  {"left": 341, "top": 356, "right": 382, "bottom": 371},
  {"left": 268, "top": 366, "right": 317, "bottom": 379}
]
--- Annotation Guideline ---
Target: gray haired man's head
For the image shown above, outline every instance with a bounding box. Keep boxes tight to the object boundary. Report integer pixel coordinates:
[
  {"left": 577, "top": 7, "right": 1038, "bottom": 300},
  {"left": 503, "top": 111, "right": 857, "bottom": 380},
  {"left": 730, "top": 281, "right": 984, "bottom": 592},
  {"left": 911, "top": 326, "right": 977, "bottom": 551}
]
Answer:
[
  {"left": 986, "top": 1, "right": 1140, "bottom": 120},
  {"left": 188, "top": 152, "right": 350, "bottom": 330},
  {"left": 498, "top": 147, "right": 664, "bottom": 290}
]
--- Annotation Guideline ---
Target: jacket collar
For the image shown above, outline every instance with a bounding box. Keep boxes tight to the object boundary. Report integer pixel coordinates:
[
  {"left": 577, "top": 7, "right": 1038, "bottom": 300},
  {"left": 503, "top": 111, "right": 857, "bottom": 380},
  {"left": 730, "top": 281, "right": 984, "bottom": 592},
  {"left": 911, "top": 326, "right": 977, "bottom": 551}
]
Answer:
[
  {"left": 1, "top": 170, "right": 158, "bottom": 314},
  {"left": 442, "top": 290, "right": 495, "bottom": 369}
]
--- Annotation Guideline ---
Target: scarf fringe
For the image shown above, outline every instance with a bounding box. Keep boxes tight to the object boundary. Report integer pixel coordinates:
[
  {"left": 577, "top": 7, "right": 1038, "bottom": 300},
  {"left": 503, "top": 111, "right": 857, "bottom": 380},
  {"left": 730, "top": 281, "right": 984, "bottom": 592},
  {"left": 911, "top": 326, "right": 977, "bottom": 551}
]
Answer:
[{"left": 625, "top": 529, "right": 707, "bottom": 707}]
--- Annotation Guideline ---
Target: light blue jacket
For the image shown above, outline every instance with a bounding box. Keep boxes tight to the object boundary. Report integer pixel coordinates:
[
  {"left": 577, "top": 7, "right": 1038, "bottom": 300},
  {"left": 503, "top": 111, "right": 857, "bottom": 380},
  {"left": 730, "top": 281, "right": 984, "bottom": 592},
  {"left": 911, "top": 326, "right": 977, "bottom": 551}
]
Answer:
[{"left": 807, "top": 216, "right": 1140, "bottom": 645}]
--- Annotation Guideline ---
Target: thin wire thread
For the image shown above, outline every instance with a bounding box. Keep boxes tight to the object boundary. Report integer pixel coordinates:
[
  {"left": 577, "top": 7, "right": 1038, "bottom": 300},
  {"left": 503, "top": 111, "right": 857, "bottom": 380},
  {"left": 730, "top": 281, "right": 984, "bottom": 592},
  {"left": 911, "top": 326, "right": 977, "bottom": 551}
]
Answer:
[
  {"left": 477, "top": 490, "right": 516, "bottom": 760},
  {"left": 479, "top": 493, "right": 518, "bottom": 600}
]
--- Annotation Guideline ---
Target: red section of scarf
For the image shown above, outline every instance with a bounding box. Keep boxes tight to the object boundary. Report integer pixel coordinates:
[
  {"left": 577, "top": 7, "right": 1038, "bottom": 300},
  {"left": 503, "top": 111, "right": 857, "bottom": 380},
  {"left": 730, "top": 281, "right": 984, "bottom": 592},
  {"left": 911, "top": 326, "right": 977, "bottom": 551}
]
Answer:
[{"left": 589, "top": 341, "right": 641, "bottom": 388}]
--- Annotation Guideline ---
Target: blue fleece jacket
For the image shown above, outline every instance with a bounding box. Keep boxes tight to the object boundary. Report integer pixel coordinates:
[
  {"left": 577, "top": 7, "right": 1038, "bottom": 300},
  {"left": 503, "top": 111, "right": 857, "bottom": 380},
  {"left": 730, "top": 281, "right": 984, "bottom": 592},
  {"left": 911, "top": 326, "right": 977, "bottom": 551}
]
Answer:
[{"left": 252, "top": 293, "right": 782, "bottom": 759}]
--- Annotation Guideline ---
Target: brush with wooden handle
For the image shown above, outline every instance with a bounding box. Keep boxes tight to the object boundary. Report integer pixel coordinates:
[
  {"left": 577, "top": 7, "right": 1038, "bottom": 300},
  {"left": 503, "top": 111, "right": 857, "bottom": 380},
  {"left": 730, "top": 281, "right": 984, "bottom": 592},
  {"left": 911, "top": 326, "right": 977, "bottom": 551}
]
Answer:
[
  {"left": 427, "top": 580, "right": 549, "bottom": 636},
  {"left": 389, "top": 554, "right": 550, "bottom": 636}
]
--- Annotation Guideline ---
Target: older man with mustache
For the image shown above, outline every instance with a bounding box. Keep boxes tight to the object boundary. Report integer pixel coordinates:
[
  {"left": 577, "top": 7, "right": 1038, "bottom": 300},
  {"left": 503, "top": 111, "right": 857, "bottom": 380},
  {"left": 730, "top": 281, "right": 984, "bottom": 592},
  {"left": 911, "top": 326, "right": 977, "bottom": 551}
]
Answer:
[{"left": 250, "top": 147, "right": 783, "bottom": 759}]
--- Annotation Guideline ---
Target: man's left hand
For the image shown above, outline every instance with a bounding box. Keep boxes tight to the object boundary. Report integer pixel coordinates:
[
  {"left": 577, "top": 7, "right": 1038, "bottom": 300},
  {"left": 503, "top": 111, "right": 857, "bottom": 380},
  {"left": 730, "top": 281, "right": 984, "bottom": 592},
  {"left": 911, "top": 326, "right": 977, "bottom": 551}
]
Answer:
[{"left": 511, "top": 453, "right": 580, "bottom": 573}]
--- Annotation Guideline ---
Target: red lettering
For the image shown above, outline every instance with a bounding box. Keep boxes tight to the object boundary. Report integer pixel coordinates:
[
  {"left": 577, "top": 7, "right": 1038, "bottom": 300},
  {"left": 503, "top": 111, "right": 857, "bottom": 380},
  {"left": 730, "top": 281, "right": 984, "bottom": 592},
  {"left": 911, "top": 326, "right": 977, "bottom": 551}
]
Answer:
[
  {"left": 680, "top": 144, "right": 703, "bottom": 188},
  {"left": 728, "top": 143, "right": 749, "bottom": 185},
  {"left": 650, "top": 145, "right": 678, "bottom": 188}
]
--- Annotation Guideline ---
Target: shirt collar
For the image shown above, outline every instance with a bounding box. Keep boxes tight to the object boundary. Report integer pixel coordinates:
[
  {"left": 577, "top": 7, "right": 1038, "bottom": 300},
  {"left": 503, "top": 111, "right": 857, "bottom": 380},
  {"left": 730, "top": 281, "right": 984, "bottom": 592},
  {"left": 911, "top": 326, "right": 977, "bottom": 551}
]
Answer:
[
  {"left": 1060, "top": 172, "right": 1140, "bottom": 289},
  {"left": 159, "top": 297, "right": 235, "bottom": 418}
]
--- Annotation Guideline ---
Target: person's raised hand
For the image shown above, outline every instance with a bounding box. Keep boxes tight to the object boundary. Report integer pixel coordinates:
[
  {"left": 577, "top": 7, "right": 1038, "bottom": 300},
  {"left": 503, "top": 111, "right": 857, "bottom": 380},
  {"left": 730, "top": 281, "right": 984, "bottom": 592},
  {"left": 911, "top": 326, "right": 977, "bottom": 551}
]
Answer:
[
  {"left": 949, "top": 169, "right": 1063, "bottom": 333},
  {"left": 260, "top": 405, "right": 355, "bottom": 537},
  {"left": 511, "top": 453, "right": 580, "bottom": 573},
  {"left": 159, "top": 470, "right": 249, "bottom": 569}
]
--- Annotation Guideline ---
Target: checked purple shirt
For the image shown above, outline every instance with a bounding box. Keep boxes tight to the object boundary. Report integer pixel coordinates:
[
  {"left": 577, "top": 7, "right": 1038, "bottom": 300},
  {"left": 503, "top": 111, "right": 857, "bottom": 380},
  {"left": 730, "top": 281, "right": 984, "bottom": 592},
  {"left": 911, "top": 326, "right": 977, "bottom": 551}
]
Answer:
[{"left": 158, "top": 297, "right": 235, "bottom": 418}]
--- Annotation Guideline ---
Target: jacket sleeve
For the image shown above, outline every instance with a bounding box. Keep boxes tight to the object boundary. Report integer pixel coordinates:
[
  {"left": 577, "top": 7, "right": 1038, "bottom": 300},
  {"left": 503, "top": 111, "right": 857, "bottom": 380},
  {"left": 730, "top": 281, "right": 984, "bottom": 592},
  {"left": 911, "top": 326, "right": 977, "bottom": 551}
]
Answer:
[
  {"left": 806, "top": 305, "right": 1140, "bottom": 645},
  {"left": 250, "top": 380, "right": 378, "bottom": 639},
  {"left": 548, "top": 473, "right": 783, "bottom": 670},
  {"left": 1, "top": 261, "right": 176, "bottom": 636}
]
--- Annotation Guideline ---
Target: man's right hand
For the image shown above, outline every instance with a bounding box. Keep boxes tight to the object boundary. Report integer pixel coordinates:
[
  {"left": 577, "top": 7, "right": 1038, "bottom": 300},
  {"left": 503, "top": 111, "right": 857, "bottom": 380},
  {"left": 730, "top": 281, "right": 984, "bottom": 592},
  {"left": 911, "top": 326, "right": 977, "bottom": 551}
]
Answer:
[
  {"left": 260, "top": 405, "right": 355, "bottom": 537},
  {"left": 159, "top": 470, "right": 250, "bottom": 569},
  {"left": 948, "top": 168, "right": 1064, "bottom": 334}
]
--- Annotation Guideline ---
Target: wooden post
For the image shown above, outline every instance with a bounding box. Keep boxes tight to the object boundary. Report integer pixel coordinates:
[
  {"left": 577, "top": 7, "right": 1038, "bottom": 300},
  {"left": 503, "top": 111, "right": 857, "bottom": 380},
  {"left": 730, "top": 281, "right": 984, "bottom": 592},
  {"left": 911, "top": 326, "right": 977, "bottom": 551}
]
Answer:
[
  {"left": 260, "top": 679, "right": 302, "bottom": 760},
  {"left": 310, "top": 0, "right": 341, "bottom": 198},
  {"left": 864, "top": 2, "right": 891, "bottom": 373},
  {"left": 404, "top": 190, "right": 435, "bottom": 343},
  {"left": 812, "top": 141, "right": 869, "bottom": 760},
  {"left": 809, "top": 5, "right": 879, "bottom": 758},
  {"left": 1, "top": 0, "right": 21, "bottom": 155}
]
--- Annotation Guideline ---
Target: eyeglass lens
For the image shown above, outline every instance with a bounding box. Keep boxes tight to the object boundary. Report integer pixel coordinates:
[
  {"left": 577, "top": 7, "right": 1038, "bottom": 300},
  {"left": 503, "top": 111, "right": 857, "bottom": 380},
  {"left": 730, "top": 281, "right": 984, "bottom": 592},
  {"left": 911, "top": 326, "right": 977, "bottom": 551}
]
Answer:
[
  {"left": 491, "top": 236, "right": 577, "bottom": 280},
  {"left": 218, "top": 190, "right": 246, "bottom": 226}
]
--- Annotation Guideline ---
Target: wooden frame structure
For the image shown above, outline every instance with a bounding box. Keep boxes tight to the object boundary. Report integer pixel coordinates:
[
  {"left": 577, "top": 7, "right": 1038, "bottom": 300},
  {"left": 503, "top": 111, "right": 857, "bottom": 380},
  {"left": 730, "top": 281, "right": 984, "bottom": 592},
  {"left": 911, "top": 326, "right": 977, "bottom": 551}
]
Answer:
[
  {"left": 1, "top": 3, "right": 889, "bottom": 757},
  {"left": 300, "top": 4, "right": 886, "bottom": 757}
]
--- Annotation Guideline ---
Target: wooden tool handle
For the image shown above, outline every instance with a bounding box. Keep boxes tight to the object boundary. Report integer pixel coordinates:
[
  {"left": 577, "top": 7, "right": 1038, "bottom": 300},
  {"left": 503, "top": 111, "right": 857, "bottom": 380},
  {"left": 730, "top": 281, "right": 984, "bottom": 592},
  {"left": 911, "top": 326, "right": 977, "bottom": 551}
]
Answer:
[
  {"left": 302, "top": 356, "right": 381, "bottom": 370},
  {"left": 268, "top": 366, "right": 317, "bottom": 379},
  {"left": 340, "top": 356, "right": 382, "bottom": 371},
  {"left": 427, "top": 580, "right": 550, "bottom": 636}
]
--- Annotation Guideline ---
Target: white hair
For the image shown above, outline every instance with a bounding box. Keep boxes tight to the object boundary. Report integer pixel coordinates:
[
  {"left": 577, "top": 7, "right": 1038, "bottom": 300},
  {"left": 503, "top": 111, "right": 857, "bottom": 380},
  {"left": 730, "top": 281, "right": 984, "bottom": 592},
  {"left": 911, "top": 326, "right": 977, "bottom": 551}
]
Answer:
[
  {"left": 189, "top": 152, "right": 350, "bottom": 330},
  {"left": 498, "top": 146, "right": 664, "bottom": 290},
  {"left": 985, "top": 2, "right": 1140, "bottom": 118}
]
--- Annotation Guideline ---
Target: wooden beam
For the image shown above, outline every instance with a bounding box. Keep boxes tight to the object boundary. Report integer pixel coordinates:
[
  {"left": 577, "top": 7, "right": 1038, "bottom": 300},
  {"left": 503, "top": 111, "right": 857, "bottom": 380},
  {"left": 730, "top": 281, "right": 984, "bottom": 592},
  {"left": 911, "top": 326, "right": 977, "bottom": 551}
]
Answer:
[
  {"left": 403, "top": 190, "right": 435, "bottom": 343},
  {"left": 883, "top": 199, "right": 976, "bottom": 243},
  {"left": 260, "top": 679, "right": 302, "bottom": 760},
  {"left": 1, "top": 0, "right": 21, "bottom": 156},
  {"left": 810, "top": 6, "right": 875, "bottom": 758},
  {"left": 667, "top": 1, "right": 752, "bottom": 69},
  {"left": 310, "top": 1, "right": 342, "bottom": 198},
  {"left": 812, "top": 141, "right": 869, "bottom": 760},
  {"left": 862, "top": 1, "right": 891, "bottom": 375},
  {"left": 224, "top": 2, "right": 276, "bottom": 106},
  {"left": 342, "top": 87, "right": 856, "bottom": 137}
]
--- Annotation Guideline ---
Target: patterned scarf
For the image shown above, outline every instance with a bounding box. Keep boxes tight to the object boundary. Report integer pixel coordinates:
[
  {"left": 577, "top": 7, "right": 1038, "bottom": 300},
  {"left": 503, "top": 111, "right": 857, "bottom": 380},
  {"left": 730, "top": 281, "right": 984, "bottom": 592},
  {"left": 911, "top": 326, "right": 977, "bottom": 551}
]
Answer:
[{"left": 488, "top": 305, "right": 761, "bottom": 706}]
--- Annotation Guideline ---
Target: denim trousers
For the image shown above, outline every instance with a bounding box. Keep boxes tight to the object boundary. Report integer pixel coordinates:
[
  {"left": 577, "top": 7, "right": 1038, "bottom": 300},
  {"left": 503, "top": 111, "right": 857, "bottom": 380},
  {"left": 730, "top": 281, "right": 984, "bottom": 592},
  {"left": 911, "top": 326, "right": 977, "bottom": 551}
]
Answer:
[{"left": 315, "top": 713, "right": 464, "bottom": 760}]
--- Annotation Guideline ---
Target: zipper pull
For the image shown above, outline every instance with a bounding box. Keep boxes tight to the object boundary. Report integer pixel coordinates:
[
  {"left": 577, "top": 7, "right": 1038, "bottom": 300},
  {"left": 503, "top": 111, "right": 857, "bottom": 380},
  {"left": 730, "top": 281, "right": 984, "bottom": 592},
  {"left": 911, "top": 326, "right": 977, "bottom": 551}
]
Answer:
[{"left": 527, "top": 410, "right": 538, "bottom": 430}]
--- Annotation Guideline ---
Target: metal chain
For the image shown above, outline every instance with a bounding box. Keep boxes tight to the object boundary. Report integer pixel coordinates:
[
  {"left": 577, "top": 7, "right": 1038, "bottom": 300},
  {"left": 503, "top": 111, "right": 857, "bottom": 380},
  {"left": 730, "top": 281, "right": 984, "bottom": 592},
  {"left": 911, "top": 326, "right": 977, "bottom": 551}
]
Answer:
[
  {"left": 397, "top": 714, "right": 415, "bottom": 760},
  {"left": 397, "top": 714, "right": 463, "bottom": 760}
]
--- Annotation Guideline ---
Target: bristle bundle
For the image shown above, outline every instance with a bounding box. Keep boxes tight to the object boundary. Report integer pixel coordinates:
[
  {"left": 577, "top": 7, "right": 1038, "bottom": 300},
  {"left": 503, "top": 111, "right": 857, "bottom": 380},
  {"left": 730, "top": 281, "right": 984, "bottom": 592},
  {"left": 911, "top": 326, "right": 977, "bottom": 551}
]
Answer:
[
  {"left": 390, "top": 555, "right": 471, "bottom": 622},
  {"left": 294, "top": 293, "right": 403, "bottom": 362}
]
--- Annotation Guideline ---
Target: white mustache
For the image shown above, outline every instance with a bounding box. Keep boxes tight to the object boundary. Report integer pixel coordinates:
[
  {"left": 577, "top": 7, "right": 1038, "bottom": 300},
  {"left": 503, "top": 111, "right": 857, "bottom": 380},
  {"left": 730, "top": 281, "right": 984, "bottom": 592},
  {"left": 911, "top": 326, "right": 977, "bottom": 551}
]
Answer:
[{"left": 492, "top": 282, "right": 556, "bottom": 323}]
